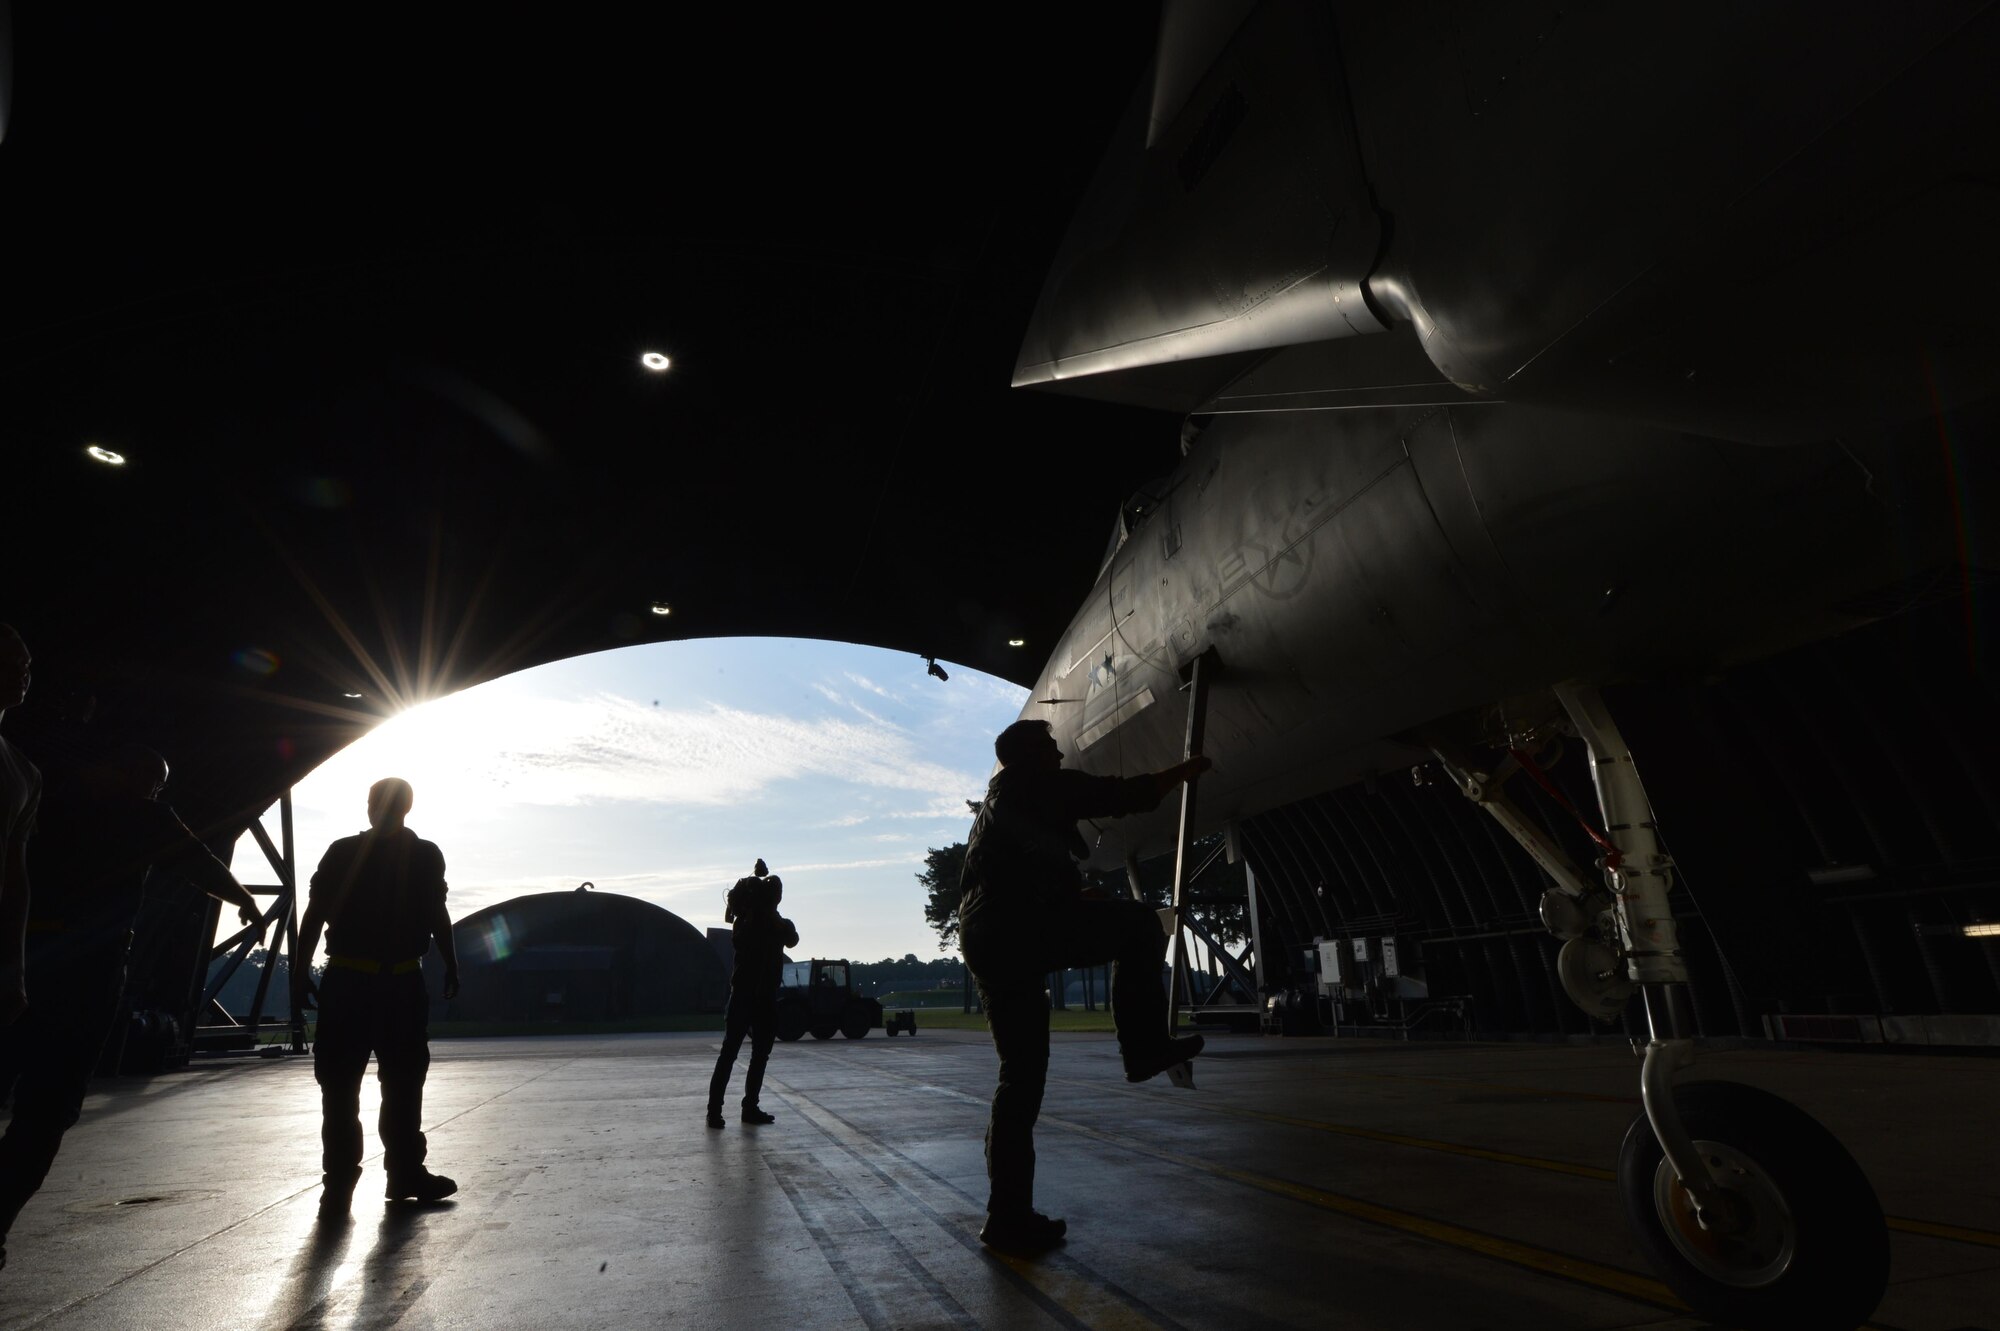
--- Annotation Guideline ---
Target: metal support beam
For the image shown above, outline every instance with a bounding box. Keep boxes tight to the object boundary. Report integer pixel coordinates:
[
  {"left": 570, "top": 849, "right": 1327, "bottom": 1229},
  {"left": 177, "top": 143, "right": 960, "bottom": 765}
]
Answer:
[
  {"left": 1167, "top": 649, "right": 1217, "bottom": 1037},
  {"left": 1181, "top": 910, "right": 1257, "bottom": 1001},
  {"left": 199, "top": 788, "right": 306, "bottom": 1056},
  {"left": 1238, "top": 825, "right": 1266, "bottom": 1010}
]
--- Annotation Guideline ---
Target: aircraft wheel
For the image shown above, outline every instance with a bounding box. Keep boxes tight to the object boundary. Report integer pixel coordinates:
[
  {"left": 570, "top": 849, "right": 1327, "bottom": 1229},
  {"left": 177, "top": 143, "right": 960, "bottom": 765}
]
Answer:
[{"left": 1618, "top": 1080, "right": 1887, "bottom": 1330}]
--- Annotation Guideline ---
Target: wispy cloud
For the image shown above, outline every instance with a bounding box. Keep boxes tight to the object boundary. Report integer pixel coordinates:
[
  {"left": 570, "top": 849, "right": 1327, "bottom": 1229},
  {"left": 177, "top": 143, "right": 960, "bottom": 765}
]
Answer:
[
  {"left": 844, "top": 672, "right": 896, "bottom": 700},
  {"left": 266, "top": 637, "right": 1026, "bottom": 965},
  {"left": 811, "top": 679, "right": 897, "bottom": 728},
  {"left": 300, "top": 690, "right": 987, "bottom": 817},
  {"left": 881, "top": 796, "right": 984, "bottom": 820}
]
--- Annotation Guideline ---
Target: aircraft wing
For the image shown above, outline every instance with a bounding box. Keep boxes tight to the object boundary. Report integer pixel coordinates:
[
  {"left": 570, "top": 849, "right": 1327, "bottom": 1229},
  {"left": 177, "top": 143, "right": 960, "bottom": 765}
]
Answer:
[
  {"left": 1016, "top": 0, "right": 2000, "bottom": 442},
  {"left": 1011, "top": 0, "right": 1387, "bottom": 412}
]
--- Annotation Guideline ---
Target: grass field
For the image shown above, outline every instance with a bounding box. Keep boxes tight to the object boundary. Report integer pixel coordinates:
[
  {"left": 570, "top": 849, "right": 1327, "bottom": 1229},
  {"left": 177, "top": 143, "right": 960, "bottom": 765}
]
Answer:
[
  {"left": 263, "top": 1004, "right": 1128, "bottom": 1042},
  {"left": 894, "top": 1009, "right": 1115, "bottom": 1034},
  {"left": 410, "top": 1009, "right": 1120, "bottom": 1039},
  {"left": 428, "top": 1015, "right": 728, "bottom": 1039}
]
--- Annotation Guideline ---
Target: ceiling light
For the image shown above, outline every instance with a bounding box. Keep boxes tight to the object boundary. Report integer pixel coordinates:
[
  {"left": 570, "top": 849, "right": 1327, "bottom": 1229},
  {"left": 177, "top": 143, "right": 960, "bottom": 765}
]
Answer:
[
  {"left": 342, "top": 692, "right": 364, "bottom": 699},
  {"left": 1007, "top": 638, "right": 1026, "bottom": 648},
  {"left": 85, "top": 445, "right": 125, "bottom": 465},
  {"left": 640, "top": 351, "right": 671, "bottom": 372},
  {"left": 650, "top": 601, "right": 672, "bottom": 616}
]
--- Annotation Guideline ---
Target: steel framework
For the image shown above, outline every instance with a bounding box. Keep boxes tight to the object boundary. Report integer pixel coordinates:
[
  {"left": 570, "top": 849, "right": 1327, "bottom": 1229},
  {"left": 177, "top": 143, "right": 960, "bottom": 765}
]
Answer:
[{"left": 195, "top": 788, "right": 308, "bottom": 1056}]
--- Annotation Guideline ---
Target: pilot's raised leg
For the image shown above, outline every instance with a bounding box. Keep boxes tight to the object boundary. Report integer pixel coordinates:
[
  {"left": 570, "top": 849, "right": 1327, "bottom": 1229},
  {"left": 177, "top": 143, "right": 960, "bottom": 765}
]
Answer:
[{"left": 1055, "top": 897, "right": 1201, "bottom": 1082}]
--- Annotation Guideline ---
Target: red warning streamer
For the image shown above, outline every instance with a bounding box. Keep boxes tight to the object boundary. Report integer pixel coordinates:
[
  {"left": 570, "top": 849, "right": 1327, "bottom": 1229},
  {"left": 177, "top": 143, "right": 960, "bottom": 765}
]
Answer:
[{"left": 1508, "top": 747, "right": 1623, "bottom": 871}]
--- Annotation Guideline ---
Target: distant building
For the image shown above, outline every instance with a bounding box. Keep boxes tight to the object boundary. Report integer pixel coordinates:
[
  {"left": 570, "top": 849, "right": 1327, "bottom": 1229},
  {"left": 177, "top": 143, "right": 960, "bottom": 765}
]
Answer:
[
  {"left": 706, "top": 926, "right": 734, "bottom": 978},
  {"left": 430, "top": 891, "right": 729, "bottom": 1023}
]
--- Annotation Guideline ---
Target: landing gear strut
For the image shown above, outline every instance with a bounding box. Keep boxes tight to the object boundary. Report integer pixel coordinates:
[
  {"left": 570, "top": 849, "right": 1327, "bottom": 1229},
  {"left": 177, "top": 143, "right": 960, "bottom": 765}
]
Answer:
[{"left": 1436, "top": 683, "right": 1888, "bottom": 1330}]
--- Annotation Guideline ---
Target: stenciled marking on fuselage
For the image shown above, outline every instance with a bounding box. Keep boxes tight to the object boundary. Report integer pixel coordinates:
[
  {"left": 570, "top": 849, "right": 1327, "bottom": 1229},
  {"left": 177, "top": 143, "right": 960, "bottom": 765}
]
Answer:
[
  {"left": 1078, "top": 686, "right": 1157, "bottom": 751},
  {"left": 1209, "top": 452, "right": 1408, "bottom": 609}
]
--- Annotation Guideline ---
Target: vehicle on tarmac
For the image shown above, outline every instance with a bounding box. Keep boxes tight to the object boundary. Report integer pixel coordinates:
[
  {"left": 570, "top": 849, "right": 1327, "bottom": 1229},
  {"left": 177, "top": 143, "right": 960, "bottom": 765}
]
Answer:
[{"left": 775, "top": 959, "right": 912, "bottom": 1041}]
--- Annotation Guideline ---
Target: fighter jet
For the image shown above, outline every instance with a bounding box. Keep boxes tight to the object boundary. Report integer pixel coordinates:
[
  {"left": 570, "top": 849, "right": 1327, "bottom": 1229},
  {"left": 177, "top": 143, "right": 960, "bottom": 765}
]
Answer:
[{"left": 1007, "top": 4, "right": 2000, "bottom": 1327}]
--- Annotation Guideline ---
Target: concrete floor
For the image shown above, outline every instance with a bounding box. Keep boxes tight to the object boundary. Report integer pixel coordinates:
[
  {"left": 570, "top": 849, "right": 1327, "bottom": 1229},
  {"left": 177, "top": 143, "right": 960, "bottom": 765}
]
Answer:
[{"left": 0, "top": 1030, "right": 1994, "bottom": 1330}]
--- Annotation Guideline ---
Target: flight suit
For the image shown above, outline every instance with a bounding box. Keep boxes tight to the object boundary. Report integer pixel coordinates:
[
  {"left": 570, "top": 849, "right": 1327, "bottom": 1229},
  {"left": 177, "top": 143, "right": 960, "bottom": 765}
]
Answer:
[
  {"left": 0, "top": 791, "right": 219, "bottom": 1251},
  {"left": 308, "top": 827, "right": 447, "bottom": 1188},
  {"left": 707, "top": 876, "right": 798, "bottom": 1116},
  {"left": 958, "top": 764, "right": 1170, "bottom": 1219}
]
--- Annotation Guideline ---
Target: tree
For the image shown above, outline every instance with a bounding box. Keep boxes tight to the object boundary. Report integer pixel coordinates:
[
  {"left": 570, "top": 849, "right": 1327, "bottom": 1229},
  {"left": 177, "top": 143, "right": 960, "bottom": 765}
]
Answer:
[
  {"left": 918, "top": 799, "right": 981, "bottom": 950},
  {"left": 1081, "top": 832, "right": 1249, "bottom": 947},
  {"left": 919, "top": 841, "right": 969, "bottom": 950}
]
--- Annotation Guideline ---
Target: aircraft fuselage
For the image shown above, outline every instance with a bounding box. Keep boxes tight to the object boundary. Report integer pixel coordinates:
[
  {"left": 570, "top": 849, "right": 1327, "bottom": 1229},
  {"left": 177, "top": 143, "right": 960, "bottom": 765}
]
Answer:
[{"left": 1022, "top": 401, "right": 1955, "bottom": 869}]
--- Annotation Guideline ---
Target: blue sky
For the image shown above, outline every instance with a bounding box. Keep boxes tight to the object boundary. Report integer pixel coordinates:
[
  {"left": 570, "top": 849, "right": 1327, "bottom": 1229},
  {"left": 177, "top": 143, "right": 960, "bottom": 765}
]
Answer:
[{"left": 234, "top": 639, "right": 1029, "bottom": 963}]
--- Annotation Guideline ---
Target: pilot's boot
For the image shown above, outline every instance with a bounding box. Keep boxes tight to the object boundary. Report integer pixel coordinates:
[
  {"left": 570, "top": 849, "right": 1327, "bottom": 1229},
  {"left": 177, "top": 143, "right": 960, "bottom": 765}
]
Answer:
[
  {"left": 1122, "top": 1033, "right": 1204, "bottom": 1083},
  {"left": 385, "top": 1170, "right": 458, "bottom": 1203},
  {"left": 979, "top": 1210, "right": 1067, "bottom": 1254},
  {"left": 741, "top": 1104, "right": 775, "bottom": 1125}
]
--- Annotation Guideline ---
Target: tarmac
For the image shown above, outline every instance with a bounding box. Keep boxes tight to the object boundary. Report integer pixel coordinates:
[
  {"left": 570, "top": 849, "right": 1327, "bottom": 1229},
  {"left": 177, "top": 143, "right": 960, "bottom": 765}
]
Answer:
[{"left": 0, "top": 1028, "right": 1994, "bottom": 1330}]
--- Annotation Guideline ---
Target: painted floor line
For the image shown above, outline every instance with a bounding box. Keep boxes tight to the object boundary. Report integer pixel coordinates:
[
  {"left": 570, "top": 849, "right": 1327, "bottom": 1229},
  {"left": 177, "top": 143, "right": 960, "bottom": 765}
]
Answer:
[
  {"left": 772, "top": 1073, "right": 1193, "bottom": 1331},
  {"left": 1046, "top": 1070, "right": 2000, "bottom": 1253},
  {"left": 786, "top": 1052, "right": 1686, "bottom": 1321}
]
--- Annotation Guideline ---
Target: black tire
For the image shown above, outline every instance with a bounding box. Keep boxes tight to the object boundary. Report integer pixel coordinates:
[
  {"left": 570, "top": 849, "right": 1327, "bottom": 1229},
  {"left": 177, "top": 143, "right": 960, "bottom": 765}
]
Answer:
[
  {"left": 840, "top": 1009, "right": 872, "bottom": 1039},
  {"left": 1618, "top": 1080, "right": 1887, "bottom": 1330},
  {"left": 809, "top": 1023, "right": 838, "bottom": 1040},
  {"left": 775, "top": 1001, "right": 808, "bottom": 1043}
]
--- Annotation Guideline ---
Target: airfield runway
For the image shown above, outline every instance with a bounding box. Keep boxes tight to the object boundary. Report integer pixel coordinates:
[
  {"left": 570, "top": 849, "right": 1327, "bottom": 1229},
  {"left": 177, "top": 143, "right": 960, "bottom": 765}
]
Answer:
[{"left": 0, "top": 1029, "right": 1993, "bottom": 1330}]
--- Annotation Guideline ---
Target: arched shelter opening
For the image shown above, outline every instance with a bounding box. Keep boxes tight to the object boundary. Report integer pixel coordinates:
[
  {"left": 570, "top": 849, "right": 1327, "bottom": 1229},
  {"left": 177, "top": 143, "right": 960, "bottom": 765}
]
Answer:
[{"left": 178, "top": 637, "right": 1029, "bottom": 1065}]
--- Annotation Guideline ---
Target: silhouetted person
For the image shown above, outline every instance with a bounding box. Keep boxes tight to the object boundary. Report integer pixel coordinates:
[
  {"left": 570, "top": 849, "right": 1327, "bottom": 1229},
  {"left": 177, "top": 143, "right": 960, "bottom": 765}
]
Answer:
[
  {"left": 293, "top": 778, "right": 460, "bottom": 1217},
  {"left": 0, "top": 743, "right": 264, "bottom": 1270},
  {"left": 958, "top": 718, "right": 1209, "bottom": 1253},
  {"left": 706, "top": 860, "right": 797, "bottom": 1128},
  {"left": 0, "top": 625, "right": 38, "bottom": 1034}
]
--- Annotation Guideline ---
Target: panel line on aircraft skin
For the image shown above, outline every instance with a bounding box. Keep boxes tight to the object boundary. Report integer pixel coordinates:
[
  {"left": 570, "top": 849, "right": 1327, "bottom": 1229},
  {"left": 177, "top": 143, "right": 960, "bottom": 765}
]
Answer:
[
  {"left": 767, "top": 1081, "right": 1182, "bottom": 1331},
  {"left": 1199, "top": 399, "right": 1505, "bottom": 415}
]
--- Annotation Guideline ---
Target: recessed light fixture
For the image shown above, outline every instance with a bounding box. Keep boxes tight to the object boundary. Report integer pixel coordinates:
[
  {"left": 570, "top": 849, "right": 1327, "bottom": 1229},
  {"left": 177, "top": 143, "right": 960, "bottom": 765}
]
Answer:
[
  {"left": 1967, "top": 923, "right": 2000, "bottom": 938},
  {"left": 640, "top": 351, "right": 671, "bottom": 372},
  {"left": 650, "top": 601, "right": 673, "bottom": 616},
  {"left": 85, "top": 444, "right": 126, "bottom": 466},
  {"left": 1007, "top": 638, "right": 1026, "bottom": 648},
  {"left": 342, "top": 692, "right": 364, "bottom": 699}
]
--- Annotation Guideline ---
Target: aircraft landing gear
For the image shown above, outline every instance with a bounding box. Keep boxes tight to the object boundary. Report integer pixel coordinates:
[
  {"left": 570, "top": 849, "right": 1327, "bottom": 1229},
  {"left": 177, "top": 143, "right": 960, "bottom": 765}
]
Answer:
[
  {"left": 1436, "top": 683, "right": 1889, "bottom": 1330},
  {"left": 1618, "top": 1079, "right": 1887, "bottom": 1329}
]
